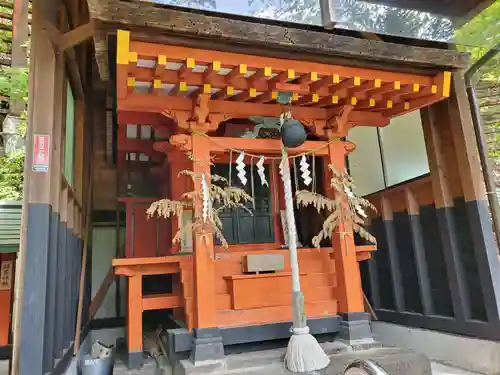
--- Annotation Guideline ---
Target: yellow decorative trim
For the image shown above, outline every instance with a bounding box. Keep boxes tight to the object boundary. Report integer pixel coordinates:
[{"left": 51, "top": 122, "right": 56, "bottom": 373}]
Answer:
[
  {"left": 431, "top": 85, "right": 438, "bottom": 94},
  {"left": 404, "top": 102, "right": 410, "bottom": 110},
  {"left": 249, "top": 88, "right": 257, "bottom": 97},
  {"left": 127, "top": 77, "right": 135, "bottom": 87},
  {"left": 374, "top": 79, "right": 382, "bottom": 88},
  {"left": 351, "top": 97, "right": 358, "bottom": 105},
  {"left": 394, "top": 81, "right": 401, "bottom": 90},
  {"left": 310, "top": 72, "right": 318, "bottom": 81},
  {"left": 158, "top": 55, "right": 167, "bottom": 66},
  {"left": 129, "top": 52, "right": 138, "bottom": 64},
  {"left": 369, "top": 98, "right": 375, "bottom": 107},
  {"left": 332, "top": 96, "right": 339, "bottom": 104},
  {"left": 442, "top": 71, "right": 451, "bottom": 97},
  {"left": 272, "top": 91, "right": 278, "bottom": 100},
  {"left": 288, "top": 69, "right": 295, "bottom": 79},
  {"left": 213, "top": 61, "right": 221, "bottom": 71},
  {"left": 179, "top": 82, "right": 188, "bottom": 92},
  {"left": 333, "top": 75, "right": 340, "bottom": 84},
  {"left": 227, "top": 86, "right": 234, "bottom": 96},
  {"left": 292, "top": 92, "right": 299, "bottom": 101},
  {"left": 186, "top": 58, "right": 196, "bottom": 69},
  {"left": 153, "top": 79, "right": 162, "bottom": 89},
  {"left": 117, "top": 30, "right": 131, "bottom": 65},
  {"left": 239, "top": 64, "right": 247, "bottom": 74},
  {"left": 354, "top": 77, "right": 361, "bottom": 86},
  {"left": 311, "top": 93, "right": 319, "bottom": 102},
  {"left": 387, "top": 100, "right": 393, "bottom": 109},
  {"left": 264, "top": 67, "right": 272, "bottom": 77},
  {"left": 413, "top": 83, "right": 420, "bottom": 92},
  {"left": 203, "top": 84, "right": 212, "bottom": 93}
]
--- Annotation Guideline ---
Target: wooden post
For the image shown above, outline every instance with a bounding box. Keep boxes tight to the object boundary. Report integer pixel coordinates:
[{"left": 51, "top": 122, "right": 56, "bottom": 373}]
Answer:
[
  {"left": 191, "top": 133, "right": 217, "bottom": 329},
  {"left": 421, "top": 103, "right": 469, "bottom": 321},
  {"left": 448, "top": 74, "right": 500, "bottom": 325},
  {"left": 127, "top": 275, "right": 143, "bottom": 369},
  {"left": 326, "top": 142, "right": 364, "bottom": 314},
  {"left": 325, "top": 140, "right": 373, "bottom": 343},
  {"left": 12, "top": 0, "right": 61, "bottom": 373}
]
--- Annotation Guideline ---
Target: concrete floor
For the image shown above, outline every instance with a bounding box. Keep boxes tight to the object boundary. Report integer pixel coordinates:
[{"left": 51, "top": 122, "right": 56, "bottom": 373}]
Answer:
[{"left": 0, "top": 359, "right": 483, "bottom": 375}]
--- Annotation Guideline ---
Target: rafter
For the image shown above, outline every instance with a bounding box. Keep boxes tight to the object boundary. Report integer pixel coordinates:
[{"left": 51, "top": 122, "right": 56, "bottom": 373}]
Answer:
[{"left": 118, "top": 93, "right": 390, "bottom": 127}]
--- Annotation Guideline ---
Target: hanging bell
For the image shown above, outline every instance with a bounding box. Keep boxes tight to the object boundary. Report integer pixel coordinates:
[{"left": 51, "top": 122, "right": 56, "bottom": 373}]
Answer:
[{"left": 281, "top": 119, "right": 307, "bottom": 148}]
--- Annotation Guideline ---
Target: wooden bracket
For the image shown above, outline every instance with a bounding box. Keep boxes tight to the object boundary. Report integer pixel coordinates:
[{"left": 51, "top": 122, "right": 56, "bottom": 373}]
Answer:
[
  {"left": 39, "top": 18, "right": 95, "bottom": 55},
  {"left": 170, "top": 134, "right": 193, "bottom": 152},
  {"left": 326, "top": 105, "right": 354, "bottom": 137},
  {"left": 59, "top": 21, "right": 95, "bottom": 52}
]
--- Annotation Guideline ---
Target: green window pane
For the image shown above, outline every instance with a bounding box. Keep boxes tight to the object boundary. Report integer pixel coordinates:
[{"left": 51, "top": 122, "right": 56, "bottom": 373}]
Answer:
[{"left": 64, "top": 83, "right": 75, "bottom": 185}]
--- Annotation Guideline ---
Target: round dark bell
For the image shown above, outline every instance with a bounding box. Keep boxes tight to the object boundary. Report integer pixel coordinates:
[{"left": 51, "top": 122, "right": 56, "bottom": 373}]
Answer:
[{"left": 281, "top": 119, "right": 307, "bottom": 148}]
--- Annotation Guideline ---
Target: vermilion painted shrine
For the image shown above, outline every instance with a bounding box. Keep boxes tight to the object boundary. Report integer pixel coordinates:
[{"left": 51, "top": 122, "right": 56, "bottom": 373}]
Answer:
[{"left": 9, "top": 0, "right": 500, "bottom": 374}]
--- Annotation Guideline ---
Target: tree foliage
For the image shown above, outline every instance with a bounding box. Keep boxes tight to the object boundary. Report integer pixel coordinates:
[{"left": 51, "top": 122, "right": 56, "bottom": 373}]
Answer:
[
  {"left": 454, "top": 2, "right": 500, "bottom": 192},
  {"left": 0, "top": 66, "right": 29, "bottom": 200}
]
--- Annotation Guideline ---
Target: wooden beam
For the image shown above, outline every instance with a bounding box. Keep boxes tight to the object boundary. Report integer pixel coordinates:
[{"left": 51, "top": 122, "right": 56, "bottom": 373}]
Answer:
[
  {"left": 225, "top": 64, "right": 247, "bottom": 84},
  {"left": 268, "top": 69, "right": 295, "bottom": 85},
  {"left": 154, "top": 54, "right": 167, "bottom": 76},
  {"left": 168, "top": 135, "right": 334, "bottom": 156},
  {"left": 248, "top": 66, "right": 272, "bottom": 86},
  {"left": 142, "top": 294, "right": 183, "bottom": 311},
  {"left": 232, "top": 87, "right": 257, "bottom": 101},
  {"left": 58, "top": 20, "right": 94, "bottom": 52},
  {"left": 88, "top": 268, "right": 115, "bottom": 319},
  {"left": 130, "top": 42, "right": 436, "bottom": 86},
  {"left": 179, "top": 57, "right": 195, "bottom": 79},
  {"left": 203, "top": 60, "right": 221, "bottom": 81},
  {"left": 331, "top": 76, "right": 361, "bottom": 95},
  {"left": 114, "top": 263, "right": 181, "bottom": 276},
  {"left": 118, "top": 93, "right": 390, "bottom": 126},
  {"left": 213, "top": 86, "right": 234, "bottom": 100}
]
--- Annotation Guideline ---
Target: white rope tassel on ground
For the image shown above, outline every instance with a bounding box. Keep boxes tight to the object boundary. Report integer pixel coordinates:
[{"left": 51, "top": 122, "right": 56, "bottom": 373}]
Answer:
[{"left": 281, "top": 147, "right": 330, "bottom": 373}]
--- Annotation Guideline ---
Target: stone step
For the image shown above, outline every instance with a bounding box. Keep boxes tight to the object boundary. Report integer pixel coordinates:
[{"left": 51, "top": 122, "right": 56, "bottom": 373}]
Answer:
[{"left": 176, "top": 342, "right": 430, "bottom": 375}]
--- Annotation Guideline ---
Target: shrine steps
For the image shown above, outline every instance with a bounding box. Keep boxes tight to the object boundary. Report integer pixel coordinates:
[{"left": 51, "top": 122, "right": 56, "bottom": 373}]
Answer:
[{"left": 216, "top": 299, "right": 338, "bottom": 327}]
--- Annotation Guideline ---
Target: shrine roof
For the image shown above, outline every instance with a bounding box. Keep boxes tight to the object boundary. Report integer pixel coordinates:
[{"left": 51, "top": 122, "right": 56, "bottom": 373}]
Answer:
[
  {"left": 88, "top": 0, "right": 469, "bottom": 82},
  {"left": 115, "top": 29, "right": 453, "bottom": 137}
]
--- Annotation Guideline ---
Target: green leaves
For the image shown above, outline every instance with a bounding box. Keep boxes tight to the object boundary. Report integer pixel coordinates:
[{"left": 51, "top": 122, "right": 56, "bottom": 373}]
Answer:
[{"left": 0, "top": 151, "right": 24, "bottom": 200}]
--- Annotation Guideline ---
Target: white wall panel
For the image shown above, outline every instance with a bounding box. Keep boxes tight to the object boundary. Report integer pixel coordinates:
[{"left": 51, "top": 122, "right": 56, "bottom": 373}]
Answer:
[
  {"left": 91, "top": 227, "right": 126, "bottom": 319},
  {"left": 347, "top": 126, "right": 385, "bottom": 196},
  {"left": 379, "top": 111, "right": 429, "bottom": 186}
]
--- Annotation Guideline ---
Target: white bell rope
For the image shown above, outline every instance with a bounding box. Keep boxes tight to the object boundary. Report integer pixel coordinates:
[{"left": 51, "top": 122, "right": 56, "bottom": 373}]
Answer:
[{"left": 281, "top": 146, "right": 330, "bottom": 372}]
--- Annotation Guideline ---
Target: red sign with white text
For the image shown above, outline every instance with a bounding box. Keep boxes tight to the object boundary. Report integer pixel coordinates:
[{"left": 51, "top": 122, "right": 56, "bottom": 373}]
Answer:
[{"left": 32, "top": 134, "right": 50, "bottom": 172}]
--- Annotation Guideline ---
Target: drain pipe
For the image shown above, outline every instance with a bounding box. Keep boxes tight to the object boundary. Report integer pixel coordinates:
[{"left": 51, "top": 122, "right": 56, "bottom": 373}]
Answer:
[{"left": 464, "top": 44, "right": 500, "bottom": 249}]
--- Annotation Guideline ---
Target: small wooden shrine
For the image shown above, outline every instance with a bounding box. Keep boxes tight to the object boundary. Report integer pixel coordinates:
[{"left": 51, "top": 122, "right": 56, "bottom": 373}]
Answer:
[{"left": 111, "top": 29, "right": 452, "bottom": 368}]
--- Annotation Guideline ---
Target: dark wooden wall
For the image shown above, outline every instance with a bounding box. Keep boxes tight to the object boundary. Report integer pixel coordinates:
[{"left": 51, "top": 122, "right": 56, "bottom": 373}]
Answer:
[{"left": 361, "top": 74, "right": 500, "bottom": 339}]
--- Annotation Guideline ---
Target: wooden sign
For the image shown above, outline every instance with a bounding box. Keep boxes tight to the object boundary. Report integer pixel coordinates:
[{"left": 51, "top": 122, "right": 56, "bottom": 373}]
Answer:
[
  {"left": 0, "top": 260, "right": 13, "bottom": 291},
  {"left": 32, "top": 134, "right": 50, "bottom": 172}
]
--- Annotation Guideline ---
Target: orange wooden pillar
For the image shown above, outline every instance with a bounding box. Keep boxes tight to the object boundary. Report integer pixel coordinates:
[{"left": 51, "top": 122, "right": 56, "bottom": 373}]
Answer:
[
  {"left": 325, "top": 140, "right": 373, "bottom": 343},
  {"left": 191, "top": 133, "right": 217, "bottom": 328},
  {"left": 127, "top": 274, "right": 143, "bottom": 368},
  {"left": 189, "top": 131, "right": 224, "bottom": 362}
]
